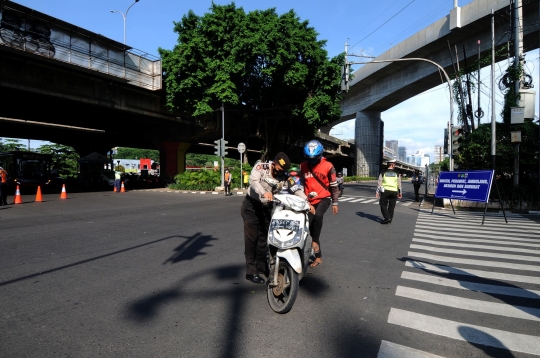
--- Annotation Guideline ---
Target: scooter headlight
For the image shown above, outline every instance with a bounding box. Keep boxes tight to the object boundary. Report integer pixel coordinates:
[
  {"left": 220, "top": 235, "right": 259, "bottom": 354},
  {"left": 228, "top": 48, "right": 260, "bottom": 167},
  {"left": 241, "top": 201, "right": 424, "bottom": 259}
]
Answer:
[{"left": 268, "top": 219, "right": 302, "bottom": 248}]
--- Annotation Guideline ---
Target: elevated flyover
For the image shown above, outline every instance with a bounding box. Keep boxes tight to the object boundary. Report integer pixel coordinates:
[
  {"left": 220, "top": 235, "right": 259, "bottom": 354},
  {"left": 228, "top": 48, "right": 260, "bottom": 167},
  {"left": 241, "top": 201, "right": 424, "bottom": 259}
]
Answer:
[
  {"left": 0, "top": 1, "right": 234, "bottom": 178},
  {"left": 324, "top": 0, "right": 539, "bottom": 177}
]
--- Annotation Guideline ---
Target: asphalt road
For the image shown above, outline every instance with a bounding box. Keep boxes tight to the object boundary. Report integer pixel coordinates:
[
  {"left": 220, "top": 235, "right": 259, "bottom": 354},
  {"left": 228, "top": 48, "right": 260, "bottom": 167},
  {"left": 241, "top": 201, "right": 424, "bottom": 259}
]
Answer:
[{"left": 0, "top": 183, "right": 538, "bottom": 358}]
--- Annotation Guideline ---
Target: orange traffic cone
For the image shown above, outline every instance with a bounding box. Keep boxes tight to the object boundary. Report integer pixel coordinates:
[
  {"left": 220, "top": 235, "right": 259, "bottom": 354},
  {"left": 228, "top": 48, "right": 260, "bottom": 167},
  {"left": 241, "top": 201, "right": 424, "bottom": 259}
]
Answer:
[
  {"left": 14, "top": 185, "right": 22, "bottom": 204},
  {"left": 60, "top": 184, "right": 68, "bottom": 199},
  {"left": 35, "top": 186, "right": 43, "bottom": 202},
  {"left": 120, "top": 181, "right": 126, "bottom": 192},
  {"left": 113, "top": 184, "right": 117, "bottom": 192}
]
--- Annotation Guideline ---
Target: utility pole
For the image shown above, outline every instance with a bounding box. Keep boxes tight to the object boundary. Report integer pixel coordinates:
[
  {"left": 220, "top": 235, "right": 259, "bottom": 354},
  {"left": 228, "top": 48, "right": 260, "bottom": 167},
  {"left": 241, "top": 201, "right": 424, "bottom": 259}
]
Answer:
[
  {"left": 491, "top": 9, "right": 496, "bottom": 171},
  {"left": 513, "top": 0, "right": 523, "bottom": 186},
  {"left": 220, "top": 103, "right": 225, "bottom": 188}
]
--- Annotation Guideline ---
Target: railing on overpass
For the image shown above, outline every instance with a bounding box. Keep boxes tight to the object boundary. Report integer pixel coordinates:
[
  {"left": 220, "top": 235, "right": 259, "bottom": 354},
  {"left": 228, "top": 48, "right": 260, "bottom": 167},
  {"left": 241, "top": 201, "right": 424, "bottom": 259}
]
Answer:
[{"left": 0, "top": 2, "right": 161, "bottom": 91}]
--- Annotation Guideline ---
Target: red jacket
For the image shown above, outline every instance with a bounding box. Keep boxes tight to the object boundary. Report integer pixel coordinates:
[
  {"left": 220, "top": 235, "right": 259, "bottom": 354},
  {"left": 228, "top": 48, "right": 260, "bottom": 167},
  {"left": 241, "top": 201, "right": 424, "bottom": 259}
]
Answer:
[{"left": 300, "top": 158, "right": 339, "bottom": 205}]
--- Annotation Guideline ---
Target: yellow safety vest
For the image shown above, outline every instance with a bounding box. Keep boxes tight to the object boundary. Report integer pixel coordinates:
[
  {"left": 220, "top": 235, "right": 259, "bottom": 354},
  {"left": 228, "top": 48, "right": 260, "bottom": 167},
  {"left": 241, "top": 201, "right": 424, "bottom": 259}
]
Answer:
[{"left": 382, "top": 171, "right": 398, "bottom": 192}]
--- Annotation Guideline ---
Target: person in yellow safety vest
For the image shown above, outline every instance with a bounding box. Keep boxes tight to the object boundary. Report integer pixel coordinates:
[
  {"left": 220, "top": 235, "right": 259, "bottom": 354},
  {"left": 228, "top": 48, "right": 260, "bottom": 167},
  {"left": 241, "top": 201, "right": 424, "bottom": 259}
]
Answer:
[
  {"left": 243, "top": 171, "right": 249, "bottom": 186},
  {"left": 375, "top": 159, "right": 402, "bottom": 224},
  {"left": 0, "top": 166, "right": 8, "bottom": 205},
  {"left": 224, "top": 169, "right": 232, "bottom": 196}
]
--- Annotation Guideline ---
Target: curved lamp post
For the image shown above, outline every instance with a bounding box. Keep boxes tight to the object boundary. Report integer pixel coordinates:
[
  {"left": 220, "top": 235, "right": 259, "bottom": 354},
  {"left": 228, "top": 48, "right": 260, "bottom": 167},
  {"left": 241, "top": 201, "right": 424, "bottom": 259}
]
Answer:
[{"left": 110, "top": 0, "right": 140, "bottom": 45}]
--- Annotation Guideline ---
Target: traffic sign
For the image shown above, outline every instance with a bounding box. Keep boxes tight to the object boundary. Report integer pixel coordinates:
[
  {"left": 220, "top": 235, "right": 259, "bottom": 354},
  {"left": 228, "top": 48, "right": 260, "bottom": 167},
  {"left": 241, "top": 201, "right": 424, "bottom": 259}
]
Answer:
[
  {"left": 237, "top": 142, "right": 246, "bottom": 153},
  {"left": 435, "top": 170, "right": 494, "bottom": 202}
]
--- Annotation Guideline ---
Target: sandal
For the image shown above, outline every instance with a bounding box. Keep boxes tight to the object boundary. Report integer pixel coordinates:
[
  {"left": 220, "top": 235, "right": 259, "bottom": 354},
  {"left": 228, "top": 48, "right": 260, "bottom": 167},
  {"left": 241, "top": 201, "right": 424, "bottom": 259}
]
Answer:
[{"left": 309, "top": 249, "right": 322, "bottom": 268}]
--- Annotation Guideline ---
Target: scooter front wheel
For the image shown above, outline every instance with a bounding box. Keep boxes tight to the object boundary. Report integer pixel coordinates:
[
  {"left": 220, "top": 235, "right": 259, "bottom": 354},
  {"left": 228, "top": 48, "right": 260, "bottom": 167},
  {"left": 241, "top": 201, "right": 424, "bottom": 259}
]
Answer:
[{"left": 267, "top": 260, "right": 299, "bottom": 314}]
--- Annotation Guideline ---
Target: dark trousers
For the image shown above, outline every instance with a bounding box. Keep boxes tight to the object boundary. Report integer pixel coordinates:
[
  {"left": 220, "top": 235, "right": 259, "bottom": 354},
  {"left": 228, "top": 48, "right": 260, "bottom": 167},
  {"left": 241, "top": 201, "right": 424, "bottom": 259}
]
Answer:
[
  {"left": 224, "top": 182, "right": 231, "bottom": 195},
  {"left": 114, "top": 179, "right": 121, "bottom": 192},
  {"left": 0, "top": 183, "right": 7, "bottom": 205},
  {"left": 413, "top": 182, "right": 421, "bottom": 201},
  {"left": 379, "top": 190, "right": 398, "bottom": 221},
  {"left": 308, "top": 197, "right": 331, "bottom": 248},
  {"left": 241, "top": 196, "right": 272, "bottom": 275}
]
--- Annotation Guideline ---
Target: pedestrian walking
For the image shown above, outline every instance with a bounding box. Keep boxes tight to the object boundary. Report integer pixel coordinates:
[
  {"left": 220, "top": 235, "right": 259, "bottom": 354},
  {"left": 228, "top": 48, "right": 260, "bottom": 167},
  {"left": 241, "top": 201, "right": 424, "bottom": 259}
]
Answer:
[
  {"left": 224, "top": 169, "right": 232, "bottom": 196},
  {"left": 0, "top": 166, "right": 8, "bottom": 205},
  {"left": 376, "top": 159, "right": 402, "bottom": 224},
  {"left": 114, "top": 171, "right": 122, "bottom": 192},
  {"left": 300, "top": 140, "right": 339, "bottom": 268},
  {"left": 411, "top": 169, "right": 423, "bottom": 202}
]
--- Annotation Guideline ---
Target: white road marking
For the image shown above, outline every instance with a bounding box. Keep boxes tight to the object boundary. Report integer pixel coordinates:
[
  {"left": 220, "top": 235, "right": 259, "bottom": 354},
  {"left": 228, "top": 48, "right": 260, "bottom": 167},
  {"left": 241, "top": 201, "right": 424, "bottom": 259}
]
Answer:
[
  {"left": 404, "top": 260, "right": 540, "bottom": 284},
  {"left": 350, "top": 198, "right": 368, "bottom": 202},
  {"left": 410, "top": 244, "right": 539, "bottom": 262},
  {"left": 338, "top": 197, "right": 355, "bottom": 201},
  {"left": 412, "top": 238, "right": 540, "bottom": 254},
  {"left": 408, "top": 251, "right": 540, "bottom": 272},
  {"left": 377, "top": 340, "right": 446, "bottom": 358},
  {"left": 413, "top": 231, "right": 540, "bottom": 245},
  {"left": 387, "top": 308, "right": 540, "bottom": 355},
  {"left": 400, "top": 271, "right": 540, "bottom": 299}
]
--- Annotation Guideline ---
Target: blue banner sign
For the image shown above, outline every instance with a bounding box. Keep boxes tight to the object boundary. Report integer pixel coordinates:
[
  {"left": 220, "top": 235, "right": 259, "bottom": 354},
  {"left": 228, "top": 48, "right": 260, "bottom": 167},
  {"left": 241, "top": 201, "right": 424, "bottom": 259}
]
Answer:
[{"left": 435, "top": 170, "right": 494, "bottom": 203}]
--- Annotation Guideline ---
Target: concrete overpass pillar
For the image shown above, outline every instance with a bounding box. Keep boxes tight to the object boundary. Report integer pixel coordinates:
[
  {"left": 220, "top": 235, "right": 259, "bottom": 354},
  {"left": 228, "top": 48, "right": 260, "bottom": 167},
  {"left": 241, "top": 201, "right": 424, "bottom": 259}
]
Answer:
[
  {"left": 158, "top": 142, "right": 191, "bottom": 180},
  {"left": 355, "top": 111, "right": 382, "bottom": 178}
]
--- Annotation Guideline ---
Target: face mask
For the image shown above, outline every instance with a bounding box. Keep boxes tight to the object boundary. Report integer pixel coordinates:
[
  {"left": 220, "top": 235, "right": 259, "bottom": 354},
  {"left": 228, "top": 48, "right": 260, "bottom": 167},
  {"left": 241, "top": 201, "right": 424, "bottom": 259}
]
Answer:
[{"left": 307, "top": 158, "right": 320, "bottom": 166}]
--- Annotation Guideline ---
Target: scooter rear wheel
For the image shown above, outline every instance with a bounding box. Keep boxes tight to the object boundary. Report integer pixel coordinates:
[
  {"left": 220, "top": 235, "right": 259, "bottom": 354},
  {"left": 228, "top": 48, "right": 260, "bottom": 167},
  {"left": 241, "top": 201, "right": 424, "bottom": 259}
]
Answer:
[{"left": 267, "top": 260, "right": 299, "bottom": 314}]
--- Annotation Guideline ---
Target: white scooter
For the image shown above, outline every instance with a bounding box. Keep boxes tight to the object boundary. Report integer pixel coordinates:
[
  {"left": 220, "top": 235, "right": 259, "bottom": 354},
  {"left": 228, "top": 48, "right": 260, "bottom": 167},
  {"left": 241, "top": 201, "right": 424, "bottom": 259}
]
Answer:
[{"left": 265, "top": 180, "right": 312, "bottom": 314}]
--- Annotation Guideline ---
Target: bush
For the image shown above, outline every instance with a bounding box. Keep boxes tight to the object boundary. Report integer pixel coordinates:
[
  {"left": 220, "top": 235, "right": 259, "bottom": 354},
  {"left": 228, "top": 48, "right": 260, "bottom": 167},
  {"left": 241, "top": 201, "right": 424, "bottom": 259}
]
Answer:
[
  {"left": 344, "top": 176, "right": 377, "bottom": 182},
  {"left": 169, "top": 164, "right": 253, "bottom": 191}
]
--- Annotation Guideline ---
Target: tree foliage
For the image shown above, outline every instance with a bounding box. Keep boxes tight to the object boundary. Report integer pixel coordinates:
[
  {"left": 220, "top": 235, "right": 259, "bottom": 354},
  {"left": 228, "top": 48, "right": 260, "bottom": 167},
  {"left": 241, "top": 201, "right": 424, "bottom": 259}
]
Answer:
[
  {"left": 455, "top": 121, "right": 539, "bottom": 184},
  {"left": 37, "top": 143, "right": 79, "bottom": 179},
  {"left": 159, "top": 3, "right": 343, "bottom": 157},
  {"left": 0, "top": 138, "right": 26, "bottom": 152},
  {"left": 116, "top": 147, "right": 159, "bottom": 162}
]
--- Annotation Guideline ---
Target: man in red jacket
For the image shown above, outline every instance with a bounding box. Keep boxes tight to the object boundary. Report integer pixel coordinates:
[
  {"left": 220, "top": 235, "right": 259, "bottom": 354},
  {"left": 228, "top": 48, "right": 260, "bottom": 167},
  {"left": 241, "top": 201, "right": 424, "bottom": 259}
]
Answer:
[{"left": 300, "top": 140, "right": 339, "bottom": 268}]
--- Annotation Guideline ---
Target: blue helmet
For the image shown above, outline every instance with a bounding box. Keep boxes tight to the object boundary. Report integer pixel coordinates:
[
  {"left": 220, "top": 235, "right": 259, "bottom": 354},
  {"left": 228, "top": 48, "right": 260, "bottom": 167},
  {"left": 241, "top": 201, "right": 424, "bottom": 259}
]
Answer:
[{"left": 304, "top": 140, "right": 324, "bottom": 162}]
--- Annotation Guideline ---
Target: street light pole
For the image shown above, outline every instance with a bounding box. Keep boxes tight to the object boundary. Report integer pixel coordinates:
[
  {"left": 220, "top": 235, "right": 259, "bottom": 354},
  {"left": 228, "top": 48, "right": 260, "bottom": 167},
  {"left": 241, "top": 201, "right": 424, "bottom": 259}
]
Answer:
[{"left": 110, "top": 0, "right": 140, "bottom": 45}]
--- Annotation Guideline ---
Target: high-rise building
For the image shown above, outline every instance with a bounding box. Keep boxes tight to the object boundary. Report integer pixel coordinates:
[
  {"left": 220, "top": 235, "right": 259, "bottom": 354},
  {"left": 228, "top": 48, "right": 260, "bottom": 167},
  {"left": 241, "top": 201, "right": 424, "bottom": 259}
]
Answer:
[
  {"left": 433, "top": 145, "right": 444, "bottom": 164},
  {"left": 398, "top": 146, "right": 406, "bottom": 162},
  {"left": 385, "top": 140, "right": 398, "bottom": 159},
  {"left": 407, "top": 150, "right": 429, "bottom": 167}
]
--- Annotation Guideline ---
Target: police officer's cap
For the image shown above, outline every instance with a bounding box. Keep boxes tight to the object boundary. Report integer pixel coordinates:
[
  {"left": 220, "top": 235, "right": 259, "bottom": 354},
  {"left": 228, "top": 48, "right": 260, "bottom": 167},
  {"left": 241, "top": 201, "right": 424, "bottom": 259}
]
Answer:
[
  {"left": 386, "top": 159, "right": 396, "bottom": 164},
  {"left": 273, "top": 152, "right": 291, "bottom": 170}
]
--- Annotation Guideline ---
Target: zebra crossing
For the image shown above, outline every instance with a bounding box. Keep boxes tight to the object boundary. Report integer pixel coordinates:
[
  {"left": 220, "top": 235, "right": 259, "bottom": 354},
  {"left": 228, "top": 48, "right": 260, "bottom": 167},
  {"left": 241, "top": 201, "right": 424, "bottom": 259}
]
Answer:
[
  {"left": 379, "top": 210, "right": 540, "bottom": 357},
  {"left": 339, "top": 196, "right": 414, "bottom": 206}
]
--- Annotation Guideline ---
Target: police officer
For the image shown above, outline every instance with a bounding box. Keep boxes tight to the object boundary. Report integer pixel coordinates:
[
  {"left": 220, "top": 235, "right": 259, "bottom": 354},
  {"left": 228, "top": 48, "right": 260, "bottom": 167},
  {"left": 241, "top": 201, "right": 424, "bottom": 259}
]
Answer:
[
  {"left": 240, "top": 152, "right": 304, "bottom": 284},
  {"left": 375, "top": 159, "right": 402, "bottom": 224},
  {"left": 411, "top": 169, "right": 422, "bottom": 202}
]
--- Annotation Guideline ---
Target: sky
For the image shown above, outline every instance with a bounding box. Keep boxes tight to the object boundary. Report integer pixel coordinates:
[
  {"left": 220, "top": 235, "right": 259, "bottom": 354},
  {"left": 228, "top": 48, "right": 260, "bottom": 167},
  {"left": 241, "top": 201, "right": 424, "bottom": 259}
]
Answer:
[{"left": 6, "top": 0, "right": 539, "bottom": 162}]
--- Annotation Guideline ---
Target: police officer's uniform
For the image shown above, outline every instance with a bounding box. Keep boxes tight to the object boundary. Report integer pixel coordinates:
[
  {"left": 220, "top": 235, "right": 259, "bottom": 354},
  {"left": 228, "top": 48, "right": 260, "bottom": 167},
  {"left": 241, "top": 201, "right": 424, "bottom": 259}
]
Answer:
[
  {"left": 240, "top": 160, "right": 304, "bottom": 281},
  {"left": 376, "top": 161, "right": 402, "bottom": 224}
]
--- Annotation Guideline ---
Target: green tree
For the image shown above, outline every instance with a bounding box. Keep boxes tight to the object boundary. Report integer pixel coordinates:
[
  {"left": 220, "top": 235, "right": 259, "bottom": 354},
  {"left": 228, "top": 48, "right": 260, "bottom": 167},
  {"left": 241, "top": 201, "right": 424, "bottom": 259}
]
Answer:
[
  {"left": 116, "top": 147, "right": 159, "bottom": 161},
  {"left": 456, "top": 121, "right": 539, "bottom": 184},
  {"left": 37, "top": 144, "right": 79, "bottom": 179},
  {"left": 159, "top": 3, "right": 343, "bottom": 159},
  {"left": 0, "top": 138, "right": 26, "bottom": 152}
]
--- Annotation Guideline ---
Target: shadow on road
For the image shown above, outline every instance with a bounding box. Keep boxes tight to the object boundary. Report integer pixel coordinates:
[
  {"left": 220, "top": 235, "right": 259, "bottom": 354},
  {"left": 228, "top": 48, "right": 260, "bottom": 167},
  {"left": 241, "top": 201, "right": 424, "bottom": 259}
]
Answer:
[
  {"left": 162, "top": 232, "right": 217, "bottom": 264},
  {"left": 355, "top": 211, "right": 381, "bottom": 223}
]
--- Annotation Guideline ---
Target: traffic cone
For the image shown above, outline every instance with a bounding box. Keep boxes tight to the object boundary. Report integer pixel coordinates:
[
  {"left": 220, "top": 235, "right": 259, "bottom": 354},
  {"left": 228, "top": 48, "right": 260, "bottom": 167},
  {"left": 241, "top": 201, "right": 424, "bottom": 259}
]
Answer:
[
  {"left": 14, "top": 185, "right": 22, "bottom": 204},
  {"left": 120, "top": 181, "right": 126, "bottom": 192},
  {"left": 35, "top": 186, "right": 43, "bottom": 202},
  {"left": 60, "top": 184, "right": 68, "bottom": 199},
  {"left": 113, "top": 184, "right": 117, "bottom": 192}
]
